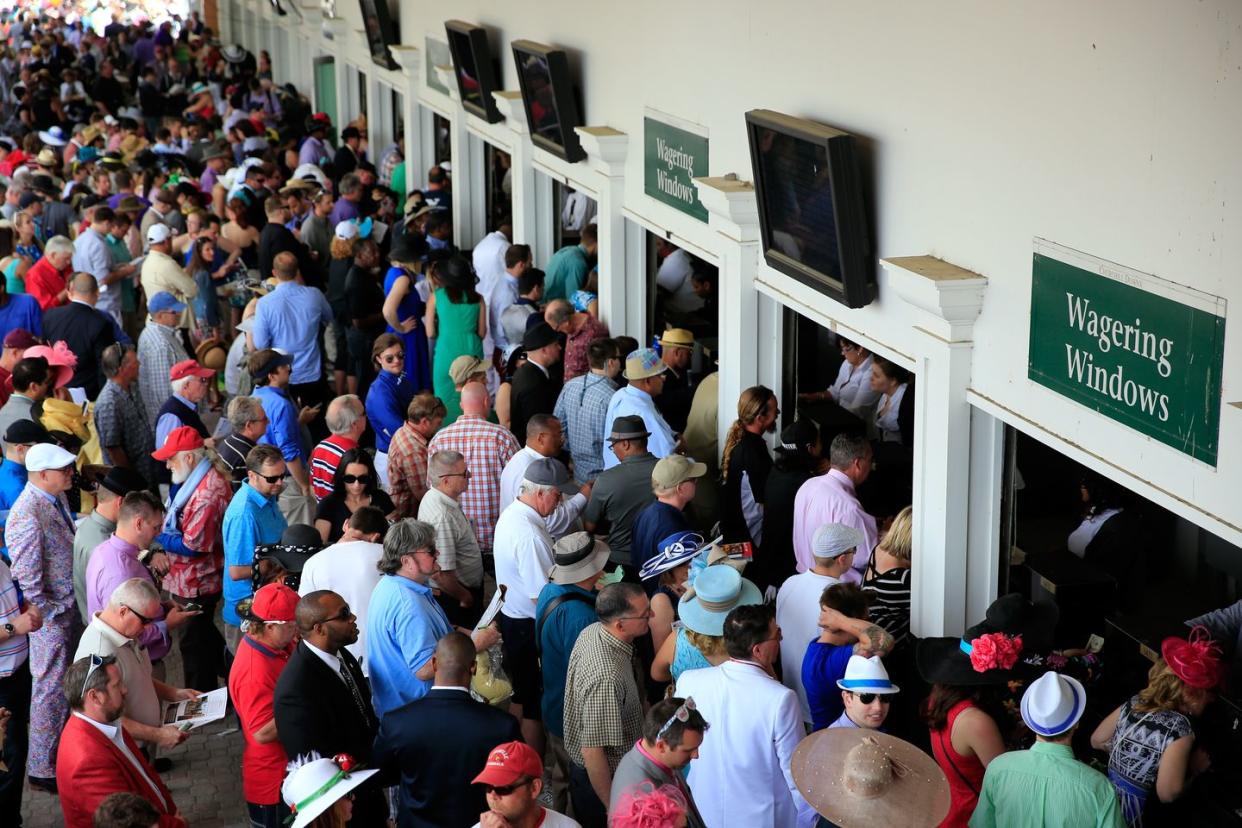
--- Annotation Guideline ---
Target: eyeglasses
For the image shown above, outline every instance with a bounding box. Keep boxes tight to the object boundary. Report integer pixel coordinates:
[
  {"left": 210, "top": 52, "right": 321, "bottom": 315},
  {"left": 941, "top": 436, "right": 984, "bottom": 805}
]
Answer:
[
  {"left": 413, "top": 546, "right": 439, "bottom": 558},
  {"left": 440, "top": 470, "right": 471, "bottom": 480},
  {"left": 483, "top": 778, "right": 531, "bottom": 797},
  {"left": 80, "top": 652, "right": 105, "bottom": 699},
  {"left": 619, "top": 607, "right": 654, "bottom": 622},
  {"left": 381, "top": 351, "right": 405, "bottom": 363},
  {"left": 656, "top": 697, "right": 709, "bottom": 742},
  {"left": 852, "top": 692, "right": 893, "bottom": 705},
  {"left": 123, "top": 604, "right": 155, "bottom": 625},
  {"left": 341, "top": 474, "right": 370, "bottom": 485},
  {"left": 320, "top": 604, "right": 353, "bottom": 624}
]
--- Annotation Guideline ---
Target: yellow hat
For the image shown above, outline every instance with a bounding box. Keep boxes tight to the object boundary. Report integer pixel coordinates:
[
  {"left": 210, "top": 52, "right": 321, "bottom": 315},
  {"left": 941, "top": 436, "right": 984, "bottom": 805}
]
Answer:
[{"left": 659, "top": 328, "right": 694, "bottom": 350}]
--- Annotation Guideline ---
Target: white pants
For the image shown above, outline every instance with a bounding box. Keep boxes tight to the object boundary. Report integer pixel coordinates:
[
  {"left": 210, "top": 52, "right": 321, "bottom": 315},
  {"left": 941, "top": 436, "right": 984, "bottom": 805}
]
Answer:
[{"left": 375, "top": 451, "right": 390, "bottom": 490}]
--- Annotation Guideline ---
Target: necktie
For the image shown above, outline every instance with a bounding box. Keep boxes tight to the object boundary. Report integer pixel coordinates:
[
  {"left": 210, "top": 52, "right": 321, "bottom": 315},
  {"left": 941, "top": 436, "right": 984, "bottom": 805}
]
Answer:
[
  {"left": 336, "top": 653, "right": 374, "bottom": 728},
  {"left": 55, "top": 499, "right": 76, "bottom": 532}
]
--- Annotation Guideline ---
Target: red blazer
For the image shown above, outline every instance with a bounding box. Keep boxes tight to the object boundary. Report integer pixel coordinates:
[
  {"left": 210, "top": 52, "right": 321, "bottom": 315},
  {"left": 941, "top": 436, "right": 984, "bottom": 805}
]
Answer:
[{"left": 56, "top": 713, "right": 185, "bottom": 828}]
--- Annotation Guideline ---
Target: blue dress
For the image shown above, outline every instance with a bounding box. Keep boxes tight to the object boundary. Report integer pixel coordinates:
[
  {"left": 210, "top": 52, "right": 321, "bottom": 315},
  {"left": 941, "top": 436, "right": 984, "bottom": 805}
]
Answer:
[
  {"left": 383, "top": 265, "right": 431, "bottom": 391},
  {"left": 670, "top": 625, "right": 712, "bottom": 684}
]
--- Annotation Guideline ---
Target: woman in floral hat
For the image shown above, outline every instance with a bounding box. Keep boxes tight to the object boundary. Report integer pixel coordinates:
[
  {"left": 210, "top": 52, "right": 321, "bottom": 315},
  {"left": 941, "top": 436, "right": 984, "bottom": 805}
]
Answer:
[{"left": 1091, "top": 627, "right": 1221, "bottom": 826}]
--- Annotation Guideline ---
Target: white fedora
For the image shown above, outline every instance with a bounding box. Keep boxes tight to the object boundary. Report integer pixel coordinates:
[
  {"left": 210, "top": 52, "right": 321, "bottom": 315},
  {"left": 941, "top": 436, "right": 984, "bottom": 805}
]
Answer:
[
  {"left": 836, "top": 654, "right": 900, "bottom": 695},
  {"left": 1020, "top": 671, "right": 1085, "bottom": 737}
]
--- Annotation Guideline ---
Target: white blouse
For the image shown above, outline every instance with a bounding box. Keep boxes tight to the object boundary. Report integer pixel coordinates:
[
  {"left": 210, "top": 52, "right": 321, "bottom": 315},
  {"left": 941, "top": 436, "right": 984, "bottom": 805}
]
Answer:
[
  {"left": 829, "top": 354, "right": 881, "bottom": 417},
  {"left": 872, "top": 382, "right": 908, "bottom": 443}
]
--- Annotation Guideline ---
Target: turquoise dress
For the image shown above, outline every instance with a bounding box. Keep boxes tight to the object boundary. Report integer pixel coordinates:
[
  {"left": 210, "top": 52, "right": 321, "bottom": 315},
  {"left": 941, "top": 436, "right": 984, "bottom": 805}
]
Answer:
[
  {"left": 431, "top": 287, "right": 482, "bottom": 425},
  {"left": 670, "top": 625, "right": 712, "bottom": 684},
  {"left": 3, "top": 259, "right": 23, "bottom": 295},
  {"left": 383, "top": 265, "right": 431, "bottom": 391}
]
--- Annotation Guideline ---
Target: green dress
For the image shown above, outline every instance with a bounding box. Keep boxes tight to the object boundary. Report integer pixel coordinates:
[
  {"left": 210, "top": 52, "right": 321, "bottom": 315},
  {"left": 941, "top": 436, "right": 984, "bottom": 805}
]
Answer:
[{"left": 432, "top": 287, "right": 483, "bottom": 424}]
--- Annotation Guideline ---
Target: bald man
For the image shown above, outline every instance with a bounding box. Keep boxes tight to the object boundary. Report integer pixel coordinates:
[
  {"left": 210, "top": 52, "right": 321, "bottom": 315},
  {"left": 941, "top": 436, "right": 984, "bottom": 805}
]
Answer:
[
  {"left": 42, "top": 272, "right": 123, "bottom": 398},
  {"left": 373, "top": 632, "right": 521, "bottom": 827}
]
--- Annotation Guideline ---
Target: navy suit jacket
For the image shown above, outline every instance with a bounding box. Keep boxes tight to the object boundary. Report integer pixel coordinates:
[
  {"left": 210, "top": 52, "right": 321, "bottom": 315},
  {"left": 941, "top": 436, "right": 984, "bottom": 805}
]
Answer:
[{"left": 373, "top": 687, "right": 522, "bottom": 828}]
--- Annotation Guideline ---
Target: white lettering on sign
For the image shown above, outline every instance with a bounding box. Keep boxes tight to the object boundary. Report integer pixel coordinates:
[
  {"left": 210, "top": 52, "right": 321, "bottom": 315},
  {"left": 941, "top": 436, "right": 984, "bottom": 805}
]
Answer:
[
  {"left": 1065, "top": 293, "right": 1173, "bottom": 377},
  {"left": 655, "top": 136, "right": 695, "bottom": 175},
  {"left": 655, "top": 168, "right": 696, "bottom": 204}
]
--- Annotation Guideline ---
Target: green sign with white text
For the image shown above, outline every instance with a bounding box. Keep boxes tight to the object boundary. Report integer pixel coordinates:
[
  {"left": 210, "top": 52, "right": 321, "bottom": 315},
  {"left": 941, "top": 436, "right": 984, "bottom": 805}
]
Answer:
[
  {"left": 1027, "top": 240, "right": 1226, "bottom": 465},
  {"left": 644, "top": 116, "right": 708, "bottom": 222}
]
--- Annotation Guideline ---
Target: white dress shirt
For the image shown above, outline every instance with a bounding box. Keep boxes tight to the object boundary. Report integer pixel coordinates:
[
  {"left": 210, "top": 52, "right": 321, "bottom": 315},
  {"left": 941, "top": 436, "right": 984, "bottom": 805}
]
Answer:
[
  {"left": 829, "top": 354, "right": 881, "bottom": 418},
  {"left": 299, "top": 540, "right": 384, "bottom": 673},
  {"left": 601, "top": 386, "right": 677, "bottom": 470}
]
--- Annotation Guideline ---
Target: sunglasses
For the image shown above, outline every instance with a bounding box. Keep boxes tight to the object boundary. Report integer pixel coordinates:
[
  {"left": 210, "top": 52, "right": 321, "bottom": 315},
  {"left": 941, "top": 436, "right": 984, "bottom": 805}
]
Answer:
[
  {"left": 123, "top": 603, "right": 155, "bottom": 625},
  {"left": 380, "top": 352, "right": 405, "bottom": 363},
  {"left": 80, "top": 652, "right": 105, "bottom": 698},
  {"left": 341, "top": 474, "right": 370, "bottom": 485},
  {"left": 321, "top": 604, "right": 353, "bottom": 624},
  {"left": 253, "top": 472, "right": 284, "bottom": 484},
  {"left": 483, "top": 778, "right": 531, "bottom": 797},
  {"left": 852, "top": 692, "right": 893, "bottom": 705}
]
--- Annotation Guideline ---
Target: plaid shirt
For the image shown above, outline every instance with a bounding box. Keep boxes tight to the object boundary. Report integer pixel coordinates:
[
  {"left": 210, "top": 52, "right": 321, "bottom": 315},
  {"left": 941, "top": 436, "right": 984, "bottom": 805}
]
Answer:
[
  {"left": 555, "top": 373, "right": 617, "bottom": 483},
  {"left": 427, "top": 415, "right": 519, "bottom": 553},
  {"left": 137, "top": 320, "right": 189, "bottom": 426},
  {"left": 94, "top": 380, "right": 158, "bottom": 486},
  {"left": 387, "top": 423, "right": 430, "bottom": 519},
  {"left": 163, "top": 466, "right": 232, "bottom": 598},
  {"left": 563, "top": 622, "right": 646, "bottom": 771}
]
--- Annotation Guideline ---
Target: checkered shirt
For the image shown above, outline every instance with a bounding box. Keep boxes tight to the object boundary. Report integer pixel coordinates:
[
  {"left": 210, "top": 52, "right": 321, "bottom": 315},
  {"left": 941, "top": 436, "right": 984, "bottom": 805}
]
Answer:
[
  {"left": 136, "top": 321, "right": 189, "bottom": 426},
  {"left": 426, "top": 415, "right": 519, "bottom": 553},
  {"left": 94, "top": 379, "right": 158, "bottom": 483},
  {"left": 554, "top": 373, "right": 617, "bottom": 483},
  {"left": 563, "top": 621, "right": 646, "bottom": 771},
  {"left": 387, "top": 423, "right": 430, "bottom": 519}
]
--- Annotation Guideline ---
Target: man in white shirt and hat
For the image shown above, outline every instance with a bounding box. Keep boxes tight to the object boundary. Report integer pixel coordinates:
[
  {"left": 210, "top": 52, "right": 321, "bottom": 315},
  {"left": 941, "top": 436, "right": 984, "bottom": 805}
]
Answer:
[
  {"left": 775, "top": 522, "right": 863, "bottom": 725},
  {"left": 499, "top": 414, "right": 590, "bottom": 540},
  {"left": 602, "top": 348, "right": 678, "bottom": 469},
  {"left": 676, "top": 602, "right": 816, "bottom": 828}
]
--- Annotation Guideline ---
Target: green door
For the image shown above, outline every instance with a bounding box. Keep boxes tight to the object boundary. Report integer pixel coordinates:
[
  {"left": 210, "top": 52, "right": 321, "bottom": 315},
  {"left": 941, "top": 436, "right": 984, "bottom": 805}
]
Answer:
[{"left": 314, "top": 58, "right": 339, "bottom": 145}]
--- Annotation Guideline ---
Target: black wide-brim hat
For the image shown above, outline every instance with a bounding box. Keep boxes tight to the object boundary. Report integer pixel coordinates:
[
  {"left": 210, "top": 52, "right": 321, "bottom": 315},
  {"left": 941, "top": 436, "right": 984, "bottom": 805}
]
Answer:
[
  {"left": 916, "top": 637, "right": 1017, "bottom": 687},
  {"left": 389, "top": 231, "right": 429, "bottom": 266},
  {"left": 966, "top": 593, "right": 1059, "bottom": 654}
]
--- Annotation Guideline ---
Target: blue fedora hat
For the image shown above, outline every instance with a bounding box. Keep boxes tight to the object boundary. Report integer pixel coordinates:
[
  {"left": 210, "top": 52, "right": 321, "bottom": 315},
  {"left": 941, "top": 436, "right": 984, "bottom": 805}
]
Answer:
[{"left": 677, "top": 565, "right": 763, "bottom": 637}]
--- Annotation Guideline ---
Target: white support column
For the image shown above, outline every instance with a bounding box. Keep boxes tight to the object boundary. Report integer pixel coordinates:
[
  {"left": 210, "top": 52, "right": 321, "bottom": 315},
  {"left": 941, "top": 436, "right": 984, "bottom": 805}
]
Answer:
[
  {"left": 431, "top": 63, "right": 474, "bottom": 249},
  {"left": 464, "top": 132, "right": 487, "bottom": 245},
  {"left": 493, "top": 92, "right": 535, "bottom": 249},
  {"left": 883, "top": 256, "right": 988, "bottom": 636},
  {"left": 575, "top": 127, "right": 630, "bottom": 337},
  {"left": 694, "top": 177, "right": 761, "bottom": 458},
  {"left": 389, "top": 46, "right": 421, "bottom": 203},
  {"left": 967, "top": 407, "right": 1006, "bottom": 624}
]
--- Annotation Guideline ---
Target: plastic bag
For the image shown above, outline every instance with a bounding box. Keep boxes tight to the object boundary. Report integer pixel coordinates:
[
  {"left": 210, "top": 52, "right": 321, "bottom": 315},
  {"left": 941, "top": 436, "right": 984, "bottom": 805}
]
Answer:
[{"left": 470, "top": 644, "right": 512, "bottom": 707}]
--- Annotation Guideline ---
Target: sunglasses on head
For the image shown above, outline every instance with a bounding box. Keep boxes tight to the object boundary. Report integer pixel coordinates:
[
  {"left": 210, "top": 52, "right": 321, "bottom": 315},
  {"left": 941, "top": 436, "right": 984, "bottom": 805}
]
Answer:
[
  {"left": 483, "top": 778, "right": 531, "bottom": 797},
  {"left": 851, "top": 692, "right": 892, "bottom": 705},
  {"left": 80, "top": 652, "right": 105, "bottom": 698},
  {"left": 341, "top": 474, "right": 370, "bottom": 485}
]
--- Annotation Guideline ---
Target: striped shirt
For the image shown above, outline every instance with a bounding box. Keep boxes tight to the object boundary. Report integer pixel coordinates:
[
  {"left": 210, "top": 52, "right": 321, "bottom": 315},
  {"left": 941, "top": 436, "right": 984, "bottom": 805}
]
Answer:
[
  {"left": 427, "top": 415, "right": 520, "bottom": 554},
  {"left": 0, "top": 557, "right": 27, "bottom": 676},
  {"left": 310, "top": 434, "right": 357, "bottom": 501},
  {"left": 863, "top": 566, "right": 912, "bottom": 645}
]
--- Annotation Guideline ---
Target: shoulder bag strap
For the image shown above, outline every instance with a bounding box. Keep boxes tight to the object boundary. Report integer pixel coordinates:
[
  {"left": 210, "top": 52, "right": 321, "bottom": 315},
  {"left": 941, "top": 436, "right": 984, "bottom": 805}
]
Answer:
[
  {"left": 535, "top": 592, "right": 595, "bottom": 654},
  {"left": 936, "top": 723, "right": 980, "bottom": 796}
]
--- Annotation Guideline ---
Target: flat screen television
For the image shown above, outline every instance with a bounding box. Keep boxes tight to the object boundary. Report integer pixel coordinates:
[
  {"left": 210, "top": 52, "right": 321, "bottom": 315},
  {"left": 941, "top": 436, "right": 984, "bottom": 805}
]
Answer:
[
  {"left": 445, "top": 21, "right": 503, "bottom": 124},
  {"left": 357, "top": 0, "right": 398, "bottom": 71},
  {"left": 511, "top": 40, "right": 584, "bottom": 163},
  {"left": 745, "top": 109, "right": 874, "bottom": 309}
]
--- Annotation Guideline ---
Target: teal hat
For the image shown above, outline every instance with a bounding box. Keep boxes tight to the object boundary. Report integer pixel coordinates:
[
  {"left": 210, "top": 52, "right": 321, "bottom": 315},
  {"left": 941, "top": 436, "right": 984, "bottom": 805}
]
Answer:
[
  {"left": 75, "top": 146, "right": 99, "bottom": 164},
  {"left": 677, "top": 565, "right": 763, "bottom": 637}
]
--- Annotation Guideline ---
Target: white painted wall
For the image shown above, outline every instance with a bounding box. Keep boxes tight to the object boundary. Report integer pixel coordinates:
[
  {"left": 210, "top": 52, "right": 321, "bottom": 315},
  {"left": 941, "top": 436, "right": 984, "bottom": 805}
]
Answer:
[{"left": 277, "top": 1, "right": 1241, "bottom": 547}]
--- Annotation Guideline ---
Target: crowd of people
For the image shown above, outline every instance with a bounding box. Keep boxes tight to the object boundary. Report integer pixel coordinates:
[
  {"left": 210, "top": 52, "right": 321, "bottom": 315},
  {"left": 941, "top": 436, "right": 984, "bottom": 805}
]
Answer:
[{"left": 0, "top": 6, "right": 1234, "bottom": 828}]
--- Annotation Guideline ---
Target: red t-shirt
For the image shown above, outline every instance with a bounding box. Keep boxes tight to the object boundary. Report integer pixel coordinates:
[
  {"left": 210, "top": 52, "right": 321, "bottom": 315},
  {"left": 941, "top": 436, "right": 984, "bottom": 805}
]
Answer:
[
  {"left": 228, "top": 635, "right": 292, "bottom": 804},
  {"left": 310, "top": 434, "right": 357, "bottom": 501}
]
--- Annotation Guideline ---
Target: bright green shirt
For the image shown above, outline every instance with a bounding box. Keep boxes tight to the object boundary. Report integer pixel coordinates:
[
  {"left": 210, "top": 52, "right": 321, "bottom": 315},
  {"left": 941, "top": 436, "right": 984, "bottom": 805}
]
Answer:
[
  {"left": 542, "top": 243, "right": 589, "bottom": 302},
  {"left": 970, "top": 741, "right": 1125, "bottom": 828}
]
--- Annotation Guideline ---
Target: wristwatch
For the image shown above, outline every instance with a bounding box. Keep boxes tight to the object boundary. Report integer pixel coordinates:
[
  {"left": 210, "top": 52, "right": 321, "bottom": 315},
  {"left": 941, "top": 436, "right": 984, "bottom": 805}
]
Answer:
[{"left": 2, "top": 623, "right": 14, "bottom": 637}]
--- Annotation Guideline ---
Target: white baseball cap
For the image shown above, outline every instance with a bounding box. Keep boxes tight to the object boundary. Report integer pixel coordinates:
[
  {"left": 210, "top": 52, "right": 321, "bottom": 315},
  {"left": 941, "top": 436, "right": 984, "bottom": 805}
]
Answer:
[{"left": 146, "top": 223, "right": 172, "bottom": 245}]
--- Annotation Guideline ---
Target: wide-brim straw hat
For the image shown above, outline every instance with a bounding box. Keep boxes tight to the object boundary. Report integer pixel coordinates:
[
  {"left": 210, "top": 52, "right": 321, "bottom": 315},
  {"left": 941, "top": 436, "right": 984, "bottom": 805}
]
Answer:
[
  {"left": 196, "top": 337, "right": 228, "bottom": 371},
  {"left": 792, "top": 729, "right": 950, "bottom": 828}
]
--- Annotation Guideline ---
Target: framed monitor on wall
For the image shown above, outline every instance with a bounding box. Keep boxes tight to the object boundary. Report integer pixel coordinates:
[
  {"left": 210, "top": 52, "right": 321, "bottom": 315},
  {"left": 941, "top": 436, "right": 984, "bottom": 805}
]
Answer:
[
  {"left": 745, "top": 109, "right": 875, "bottom": 309},
  {"left": 357, "top": 0, "right": 399, "bottom": 71},
  {"left": 511, "top": 39, "right": 584, "bottom": 163},
  {"left": 445, "top": 21, "right": 503, "bottom": 123}
]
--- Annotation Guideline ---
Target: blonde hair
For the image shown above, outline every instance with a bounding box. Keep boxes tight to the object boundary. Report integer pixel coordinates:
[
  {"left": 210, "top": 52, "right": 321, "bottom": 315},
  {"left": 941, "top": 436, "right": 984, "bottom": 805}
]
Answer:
[
  {"left": 1134, "top": 659, "right": 1201, "bottom": 714},
  {"left": 684, "top": 629, "right": 726, "bottom": 658},
  {"left": 879, "top": 506, "right": 913, "bottom": 563},
  {"left": 720, "top": 386, "right": 775, "bottom": 483}
]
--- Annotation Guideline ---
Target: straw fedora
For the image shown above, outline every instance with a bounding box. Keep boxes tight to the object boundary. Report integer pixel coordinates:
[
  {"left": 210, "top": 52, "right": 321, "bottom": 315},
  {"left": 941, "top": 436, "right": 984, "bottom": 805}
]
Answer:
[
  {"left": 677, "top": 565, "right": 762, "bottom": 637},
  {"left": 792, "top": 730, "right": 949, "bottom": 828},
  {"left": 622, "top": 348, "right": 667, "bottom": 381},
  {"left": 659, "top": 328, "right": 694, "bottom": 350},
  {"left": 196, "top": 337, "right": 228, "bottom": 371}
]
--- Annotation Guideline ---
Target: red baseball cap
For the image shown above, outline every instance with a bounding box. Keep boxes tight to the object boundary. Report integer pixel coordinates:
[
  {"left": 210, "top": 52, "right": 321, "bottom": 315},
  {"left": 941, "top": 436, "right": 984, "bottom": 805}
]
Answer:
[
  {"left": 472, "top": 741, "right": 543, "bottom": 787},
  {"left": 249, "top": 583, "right": 299, "bottom": 623},
  {"left": 169, "top": 359, "right": 214, "bottom": 381},
  {"left": 151, "top": 426, "right": 204, "bottom": 460}
]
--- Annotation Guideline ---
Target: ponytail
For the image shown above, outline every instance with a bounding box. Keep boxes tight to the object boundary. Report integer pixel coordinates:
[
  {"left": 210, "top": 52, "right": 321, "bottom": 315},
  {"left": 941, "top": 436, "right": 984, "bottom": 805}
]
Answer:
[{"left": 720, "top": 385, "right": 775, "bottom": 483}]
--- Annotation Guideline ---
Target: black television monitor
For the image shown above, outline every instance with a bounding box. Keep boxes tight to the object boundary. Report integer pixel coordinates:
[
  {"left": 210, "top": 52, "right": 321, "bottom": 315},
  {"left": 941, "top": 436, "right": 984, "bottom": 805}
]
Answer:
[
  {"left": 445, "top": 21, "right": 503, "bottom": 124},
  {"left": 745, "top": 109, "right": 875, "bottom": 309},
  {"left": 511, "top": 40, "right": 584, "bottom": 163},
  {"left": 357, "top": 0, "right": 399, "bottom": 71}
]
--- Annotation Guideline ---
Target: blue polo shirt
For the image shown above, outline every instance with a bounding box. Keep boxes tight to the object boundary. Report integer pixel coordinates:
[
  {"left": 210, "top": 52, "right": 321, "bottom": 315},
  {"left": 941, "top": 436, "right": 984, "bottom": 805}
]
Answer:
[
  {"left": 366, "top": 574, "right": 452, "bottom": 716},
  {"left": 254, "top": 384, "right": 307, "bottom": 463},
  {"left": 221, "top": 483, "right": 287, "bottom": 626},
  {"left": 803, "top": 641, "right": 855, "bottom": 732},
  {"left": 536, "top": 582, "right": 598, "bottom": 737},
  {"left": 0, "top": 459, "right": 27, "bottom": 564}
]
